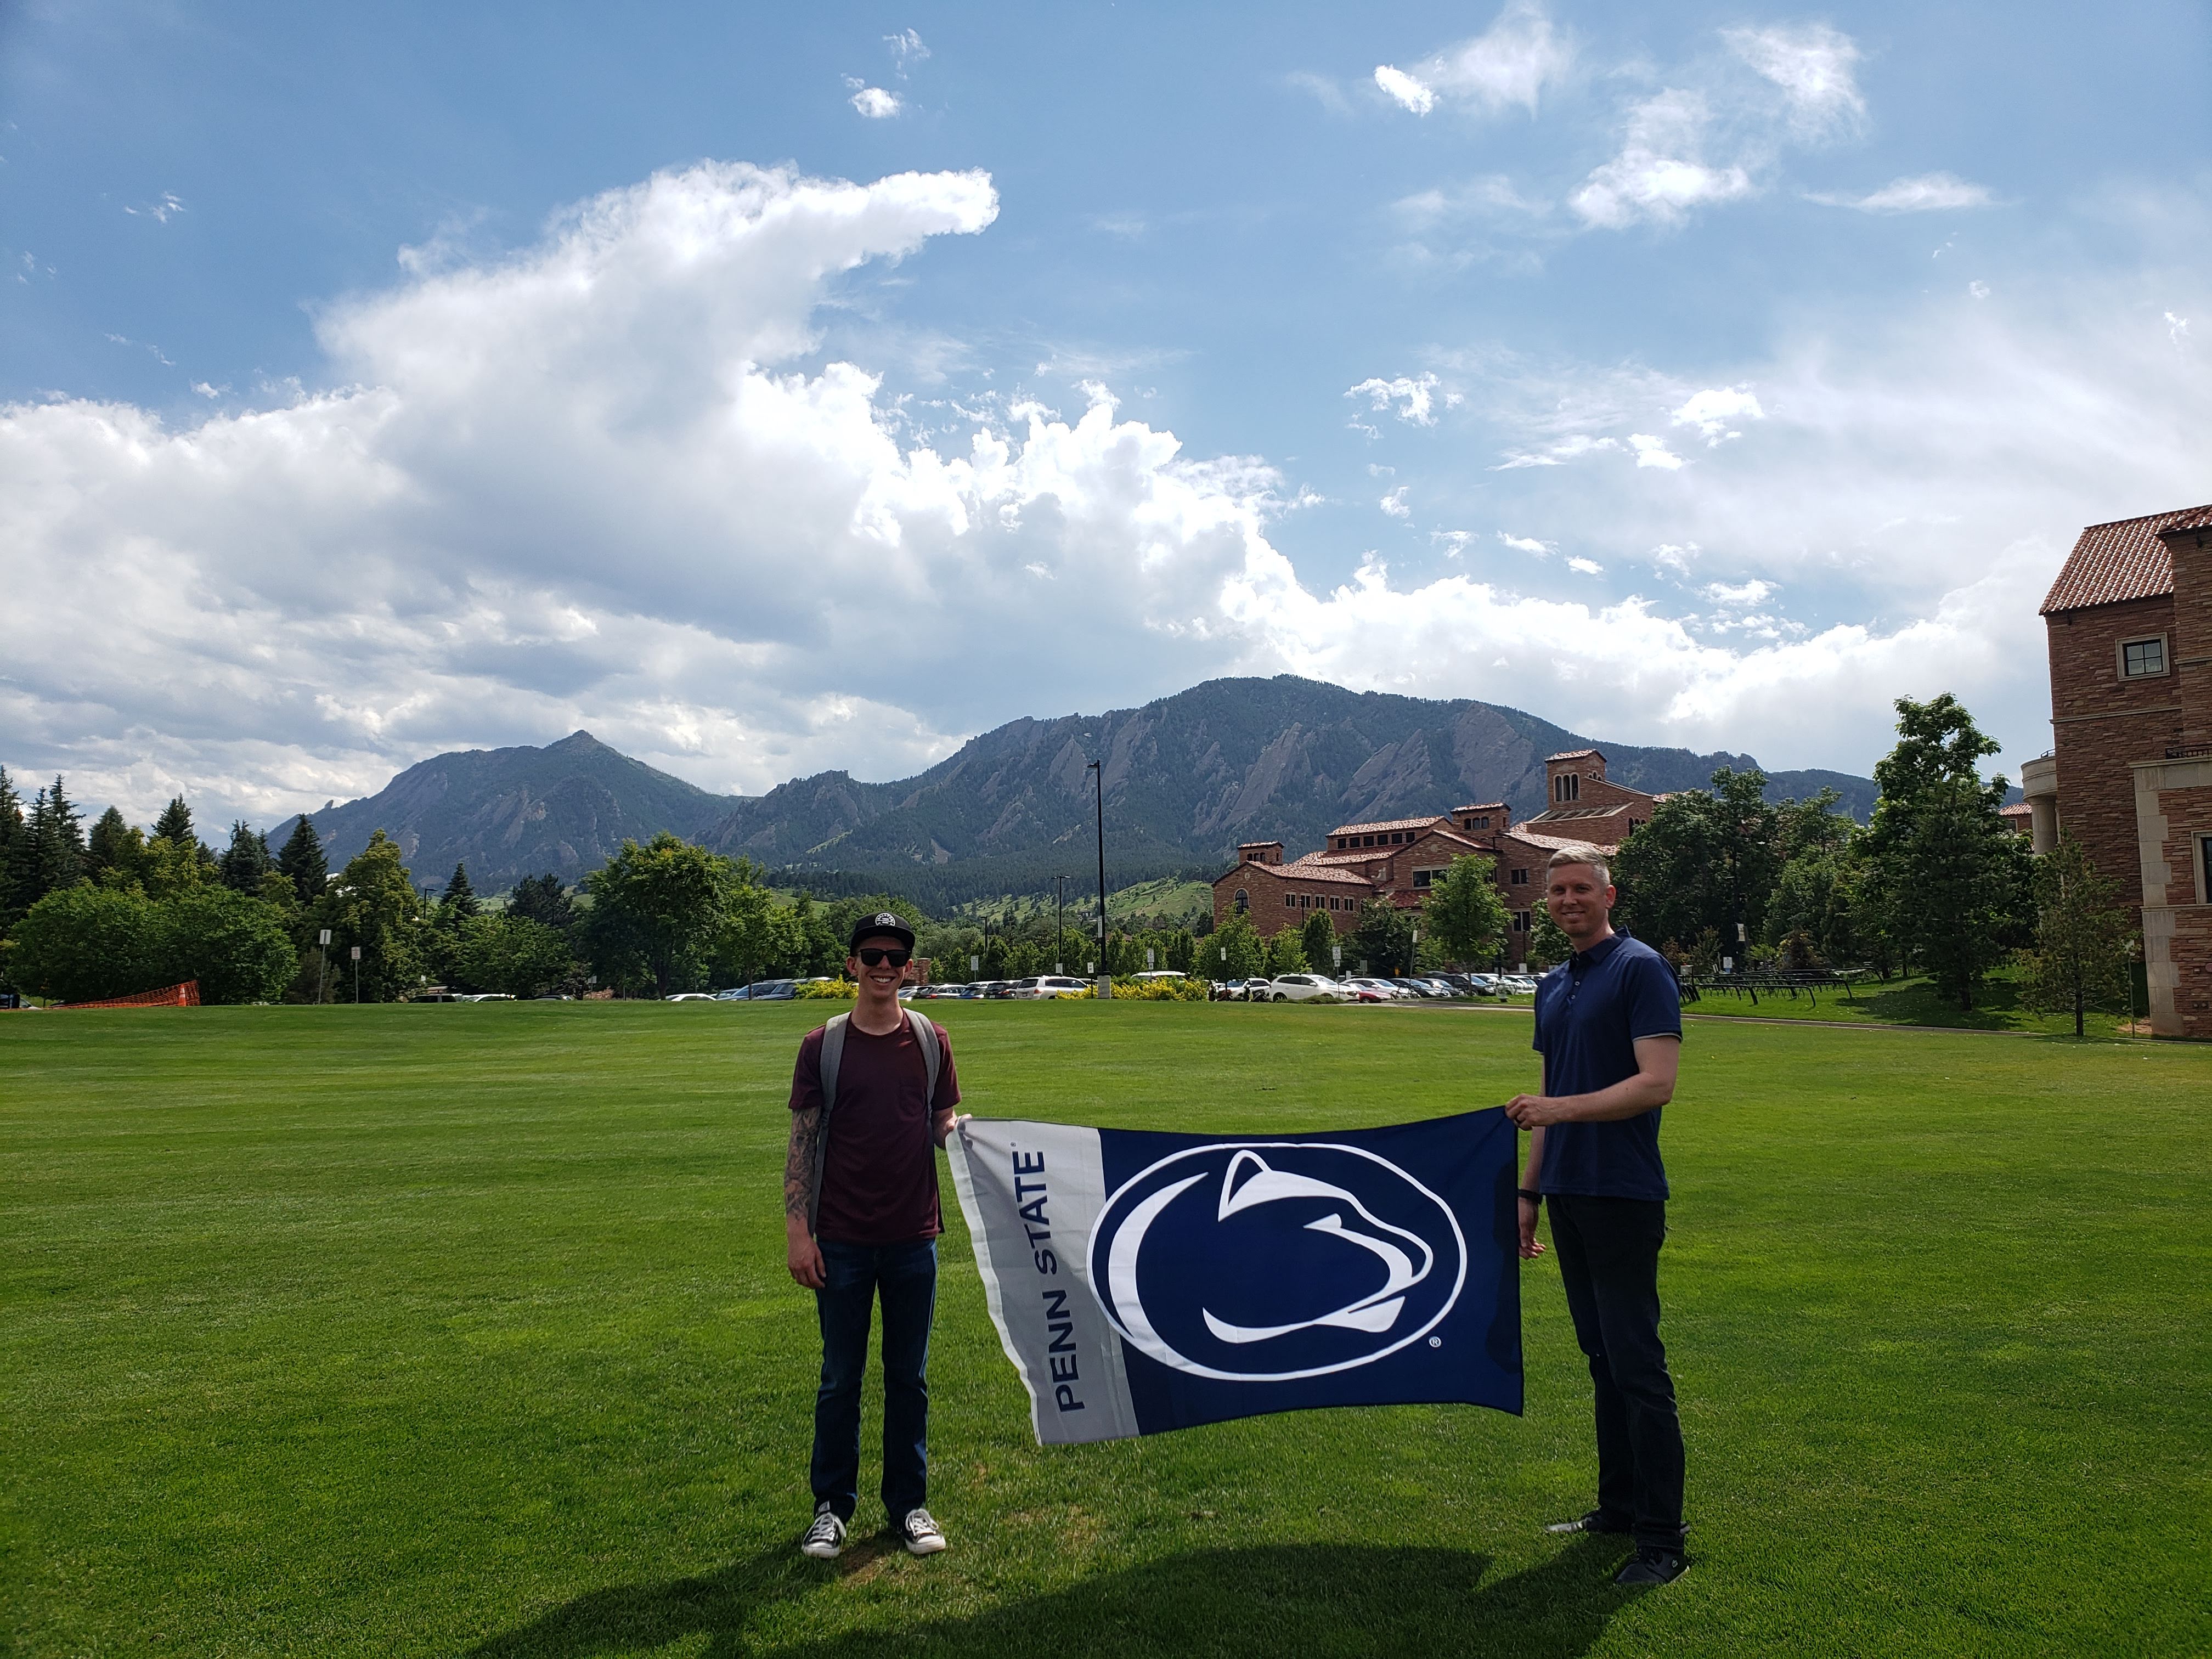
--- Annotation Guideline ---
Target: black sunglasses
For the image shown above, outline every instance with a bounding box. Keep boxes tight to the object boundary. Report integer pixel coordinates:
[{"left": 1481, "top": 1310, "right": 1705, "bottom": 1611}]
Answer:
[{"left": 855, "top": 947, "right": 912, "bottom": 967}]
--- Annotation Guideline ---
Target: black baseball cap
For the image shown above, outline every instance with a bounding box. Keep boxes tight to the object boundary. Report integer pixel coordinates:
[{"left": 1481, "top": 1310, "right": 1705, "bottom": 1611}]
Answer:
[{"left": 847, "top": 911, "right": 916, "bottom": 953}]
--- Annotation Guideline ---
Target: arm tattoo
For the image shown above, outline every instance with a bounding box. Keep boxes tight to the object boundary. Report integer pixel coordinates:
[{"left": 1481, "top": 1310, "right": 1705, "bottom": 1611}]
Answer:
[{"left": 785, "top": 1106, "right": 819, "bottom": 1221}]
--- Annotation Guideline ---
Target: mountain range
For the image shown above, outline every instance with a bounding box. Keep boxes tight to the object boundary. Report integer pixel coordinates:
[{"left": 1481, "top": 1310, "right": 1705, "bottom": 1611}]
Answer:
[{"left": 278, "top": 675, "right": 1880, "bottom": 907}]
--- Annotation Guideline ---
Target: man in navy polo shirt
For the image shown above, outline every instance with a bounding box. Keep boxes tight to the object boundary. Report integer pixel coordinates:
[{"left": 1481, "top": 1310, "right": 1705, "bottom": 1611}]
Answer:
[{"left": 1506, "top": 844, "right": 1689, "bottom": 1587}]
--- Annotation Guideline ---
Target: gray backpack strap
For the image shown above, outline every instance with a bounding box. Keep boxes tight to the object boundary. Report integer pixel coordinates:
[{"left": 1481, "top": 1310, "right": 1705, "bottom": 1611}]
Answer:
[
  {"left": 904, "top": 1006, "right": 943, "bottom": 1108},
  {"left": 805, "top": 1013, "right": 850, "bottom": 1233}
]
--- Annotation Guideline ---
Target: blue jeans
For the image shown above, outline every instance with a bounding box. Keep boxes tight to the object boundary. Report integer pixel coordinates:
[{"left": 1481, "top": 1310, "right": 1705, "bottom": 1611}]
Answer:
[{"left": 810, "top": 1238, "right": 936, "bottom": 1523}]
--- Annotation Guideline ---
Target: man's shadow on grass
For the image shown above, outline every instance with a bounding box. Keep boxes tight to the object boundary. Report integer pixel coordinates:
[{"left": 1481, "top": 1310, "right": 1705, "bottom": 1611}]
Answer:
[{"left": 468, "top": 1533, "right": 1638, "bottom": 1659}]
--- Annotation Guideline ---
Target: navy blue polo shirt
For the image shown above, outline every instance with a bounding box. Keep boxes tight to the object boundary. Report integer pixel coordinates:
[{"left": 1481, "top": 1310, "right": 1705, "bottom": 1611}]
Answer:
[{"left": 1531, "top": 931, "right": 1683, "bottom": 1201}]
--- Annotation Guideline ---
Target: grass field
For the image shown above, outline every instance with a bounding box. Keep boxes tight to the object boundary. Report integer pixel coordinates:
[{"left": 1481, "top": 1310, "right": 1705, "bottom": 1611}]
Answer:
[{"left": 3, "top": 1002, "right": 2205, "bottom": 1657}]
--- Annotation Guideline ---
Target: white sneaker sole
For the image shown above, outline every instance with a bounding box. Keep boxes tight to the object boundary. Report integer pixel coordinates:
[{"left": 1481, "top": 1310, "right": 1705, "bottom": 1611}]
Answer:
[
  {"left": 903, "top": 1534, "right": 947, "bottom": 1556},
  {"left": 800, "top": 1540, "right": 843, "bottom": 1560}
]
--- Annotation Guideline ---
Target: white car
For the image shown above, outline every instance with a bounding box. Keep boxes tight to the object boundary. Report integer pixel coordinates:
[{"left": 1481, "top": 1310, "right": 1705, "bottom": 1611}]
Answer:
[
  {"left": 1343, "top": 977, "right": 1410, "bottom": 1000},
  {"left": 1502, "top": 974, "right": 1540, "bottom": 994},
  {"left": 665, "top": 992, "right": 717, "bottom": 1002},
  {"left": 1259, "top": 974, "right": 1344, "bottom": 1003},
  {"left": 1007, "top": 975, "right": 1091, "bottom": 999}
]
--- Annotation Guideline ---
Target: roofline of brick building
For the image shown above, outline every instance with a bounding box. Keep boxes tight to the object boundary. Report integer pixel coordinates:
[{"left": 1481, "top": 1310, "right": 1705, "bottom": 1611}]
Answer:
[{"left": 2039, "top": 502, "right": 2212, "bottom": 615}]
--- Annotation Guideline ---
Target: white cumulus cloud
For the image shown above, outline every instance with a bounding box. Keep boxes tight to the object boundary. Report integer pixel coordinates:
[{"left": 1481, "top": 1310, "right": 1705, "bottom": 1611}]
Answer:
[
  {"left": 1627, "top": 433, "right": 1686, "bottom": 469},
  {"left": 1345, "top": 372, "right": 1451, "bottom": 425},
  {"left": 1570, "top": 91, "right": 1754, "bottom": 229},
  {"left": 1496, "top": 531, "right": 1553, "bottom": 556},
  {"left": 1374, "top": 2, "right": 1572, "bottom": 120},
  {"left": 1380, "top": 487, "right": 1412, "bottom": 518},
  {"left": 1671, "top": 386, "right": 1764, "bottom": 444},
  {"left": 848, "top": 83, "right": 903, "bottom": 118},
  {"left": 1567, "top": 556, "right": 1604, "bottom": 575}
]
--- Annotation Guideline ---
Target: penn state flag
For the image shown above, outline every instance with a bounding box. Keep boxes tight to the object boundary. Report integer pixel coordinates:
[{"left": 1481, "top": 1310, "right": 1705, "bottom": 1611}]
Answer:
[{"left": 947, "top": 1110, "right": 1521, "bottom": 1445}]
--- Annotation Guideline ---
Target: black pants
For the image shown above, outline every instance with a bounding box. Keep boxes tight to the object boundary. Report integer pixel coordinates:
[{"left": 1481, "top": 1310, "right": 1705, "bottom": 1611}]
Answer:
[{"left": 1547, "top": 1194, "right": 1685, "bottom": 1553}]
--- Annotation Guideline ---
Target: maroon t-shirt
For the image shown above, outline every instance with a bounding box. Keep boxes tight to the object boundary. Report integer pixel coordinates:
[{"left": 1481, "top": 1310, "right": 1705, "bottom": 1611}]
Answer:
[{"left": 789, "top": 1015, "right": 960, "bottom": 1245}]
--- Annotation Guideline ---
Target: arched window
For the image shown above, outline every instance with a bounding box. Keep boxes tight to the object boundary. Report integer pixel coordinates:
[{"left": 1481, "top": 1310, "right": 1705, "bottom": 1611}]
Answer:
[{"left": 1234, "top": 888, "right": 1249, "bottom": 913}]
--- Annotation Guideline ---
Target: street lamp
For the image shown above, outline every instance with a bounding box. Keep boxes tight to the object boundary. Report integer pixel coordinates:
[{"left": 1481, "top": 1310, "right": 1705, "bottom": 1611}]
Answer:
[
  {"left": 1056, "top": 874, "right": 1069, "bottom": 974},
  {"left": 317, "top": 928, "right": 331, "bottom": 1005},
  {"left": 1087, "top": 759, "right": 1109, "bottom": 997}
]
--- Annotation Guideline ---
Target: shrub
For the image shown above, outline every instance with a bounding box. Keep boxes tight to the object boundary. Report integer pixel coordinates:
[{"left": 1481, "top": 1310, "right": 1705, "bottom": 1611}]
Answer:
[{"left": 797, "top": 978, "right": 858, "bottom": 1000}]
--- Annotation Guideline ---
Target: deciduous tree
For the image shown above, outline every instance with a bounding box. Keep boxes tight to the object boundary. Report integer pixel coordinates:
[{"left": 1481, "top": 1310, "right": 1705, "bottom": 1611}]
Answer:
[
  {"left": 581, "top": 832, "right": 728, "bottom": 997},
  {"left": 1299, "top": 907, "right": 1339, "bottom": 975},
  {"left": 2019, "top": 832, "right": 2135, "bottom": 1036},
  {"left": 1422, "top": 854, "right": 1509, "bottom": 967},
  {"left": 1353, "top": 899, "right": 1417, "bottom": 976}
]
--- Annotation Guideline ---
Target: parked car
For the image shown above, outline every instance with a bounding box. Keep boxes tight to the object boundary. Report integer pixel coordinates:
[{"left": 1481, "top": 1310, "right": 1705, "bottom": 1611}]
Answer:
[
  {"left": 1385, "top": 977, "right": 1449, "bottom": 1000},
  {"left": 1343, "top": 977, "right": 1409, "bottom": 1000},
  {"left": 1006, "top": 975, "right": 1089, "bottom": 999},
  {"left": 1209, "top": 978, "right": 1260, "bottom": 1001},
  {"left": 1258, "top": 974, "right": 1343, "bottom": 1003},
  {"left": 1130, "top": 969, "right": 1188, "bottom": 983},
  {"left": 732, "top": 979, "right": 798, "bottom": 1001},
  {"left": 1500, "top": 974, "right": 1540, "bottom": 995},
  {"left": 665, "top": 992, "right": 716, "bottom": 1001},
  {"left": 1446, "top": 973, "right": 1500, "bottom": 997},
  {"left": 909, "top": 983, "right": 964, "bottom": 1000}
]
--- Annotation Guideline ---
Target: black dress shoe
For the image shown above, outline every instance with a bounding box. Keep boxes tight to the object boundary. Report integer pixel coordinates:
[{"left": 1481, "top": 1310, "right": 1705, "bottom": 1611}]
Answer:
[
  {"left": 1613, "top": 1548, "right": 1688, "bottom": 1586},
  {"left": 1544, "top": 1509, "right": 1632, "bottom": 1536}
]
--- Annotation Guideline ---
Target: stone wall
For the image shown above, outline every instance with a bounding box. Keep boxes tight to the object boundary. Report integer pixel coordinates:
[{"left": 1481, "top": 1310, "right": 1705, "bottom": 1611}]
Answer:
[{"left": 2045, "top": 592, "right": 2184, "bottom": 896}]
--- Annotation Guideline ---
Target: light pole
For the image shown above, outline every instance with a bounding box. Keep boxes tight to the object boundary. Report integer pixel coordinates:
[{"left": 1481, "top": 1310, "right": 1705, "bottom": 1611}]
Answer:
[
  {"left": 351, "top": 944, "right": 362, "bottom": 1005},
  {"left": 1056, "top": 874, "right": 1069, "bottom": 974},
  {"left": 1087, "top": 759, "right": 1109, "bottom": 997},
  {"left": 316, "top": 928, "right": 331, "bottom": 1005}
]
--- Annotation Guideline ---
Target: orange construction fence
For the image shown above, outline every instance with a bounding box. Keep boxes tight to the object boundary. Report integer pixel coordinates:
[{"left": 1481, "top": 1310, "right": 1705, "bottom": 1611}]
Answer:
[{"left": 58, "top": 980, "right": 202, "bottom": 1009}]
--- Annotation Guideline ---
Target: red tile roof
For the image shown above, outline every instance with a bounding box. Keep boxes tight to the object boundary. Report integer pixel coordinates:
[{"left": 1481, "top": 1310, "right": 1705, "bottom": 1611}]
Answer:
[
  {"left": 1275, "top": 856, "right": 1380, "bottom": 886},
  {"left": 2040, "top": 504, "right": 2212, "bottom": 614},
  {"left": 1544, "top": 748, "right": 1603, "bottom": 763},
  {"left": 1326, "top": 815, "right": 1448, "bottom": 838}
]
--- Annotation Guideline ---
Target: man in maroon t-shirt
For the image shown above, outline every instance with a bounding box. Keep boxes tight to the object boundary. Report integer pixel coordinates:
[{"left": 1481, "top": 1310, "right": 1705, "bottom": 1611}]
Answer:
[{"left": 785, "top": 912, "right": 963, "bottom": 1561}]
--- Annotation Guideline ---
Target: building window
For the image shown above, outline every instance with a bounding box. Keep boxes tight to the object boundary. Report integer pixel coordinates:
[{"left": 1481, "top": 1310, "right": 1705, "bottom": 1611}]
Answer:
[
  {"left": 2120, "top": 636, "right": 2168, "bottom": 679},
  {"left": 1510, "top": 867, "right": 1528, "bottom": 884},
  {"left": 1285, "top": 893, "right": 1296, "bottom": 909},
  {"left": 1412, "top": 869, "right": 1434, "bottom": 889},
  {"left": 1512, "top": 911, "right": 1531, "bottom": 933},
  {"left": 1234, "top": 889, "right": 1248, "bottom": 913},
  {"left": 1362, "top": 834, "right": 1376, "bottom": 847},
  {"left": 1555, "top": 774, "right": 1581, "bottom": 803},
  {"left": 2202, "top": 836, "right": 2212, "bottom": 904}
]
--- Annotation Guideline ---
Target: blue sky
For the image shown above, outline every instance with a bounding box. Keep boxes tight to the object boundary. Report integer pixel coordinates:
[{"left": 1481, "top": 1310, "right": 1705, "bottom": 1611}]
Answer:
[{"left": 4, "top": 1, "right": 2208, "bottom": 826}]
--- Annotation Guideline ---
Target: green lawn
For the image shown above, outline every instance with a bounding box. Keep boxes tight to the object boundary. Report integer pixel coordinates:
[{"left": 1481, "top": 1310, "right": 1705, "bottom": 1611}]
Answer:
[
  {"left": 1675, "top": 965, "right": 2140, "bottom": 1036},
  {"left": 2, "top": 1003, "right": 2204, "bottom": 1657}
]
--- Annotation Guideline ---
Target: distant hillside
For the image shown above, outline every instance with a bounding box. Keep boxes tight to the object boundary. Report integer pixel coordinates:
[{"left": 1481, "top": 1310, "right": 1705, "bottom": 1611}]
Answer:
[
  {"left": 279, "top": 676, "right": 1877, "bottom": 904},
  {"left": 273, "top": 731, "right": 732, "bottom": 893}
]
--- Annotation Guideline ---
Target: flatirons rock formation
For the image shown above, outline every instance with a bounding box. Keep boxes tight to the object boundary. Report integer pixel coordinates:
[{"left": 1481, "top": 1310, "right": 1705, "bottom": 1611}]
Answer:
[{"left": 279, "top": 676, "right": 1877, "bottom": 902}]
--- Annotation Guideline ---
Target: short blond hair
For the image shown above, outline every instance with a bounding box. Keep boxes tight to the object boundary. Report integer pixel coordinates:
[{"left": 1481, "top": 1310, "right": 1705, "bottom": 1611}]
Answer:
[{"left": 1545, "top": 844, "right": 1612, "bottom": 888}]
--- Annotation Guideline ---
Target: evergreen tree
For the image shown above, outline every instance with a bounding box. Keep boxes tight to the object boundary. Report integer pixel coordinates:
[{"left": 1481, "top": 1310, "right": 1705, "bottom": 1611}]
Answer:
[
  {"left": 1299, "top": 907, "right": 1339, "bottom": 975},
  {"left": 1353, "top": 899, "right": 1418, "bottom": 976},
  {"left": 2019, "top": 832, "right": 2135, "bottom": 1037},
  {"left": 507, "top": 872, "right": 576, "bottom": 933},
  {"left": 0, "top": 767, "right": 26, "bottom": 938},
  {"left": 276, "top": 816, "right": 328, "bottom": 905},
  {"left": 86, "top": 806, "right": 143, "bottom": 885},
  {"left": 438, "top": 861, "right": 481, "bottom": 926},
  {"left": 217, "top": 821, "right": 275, "bottom": 893},
  {"left": 152, "top": 795, "right": 199, "bottom": 854},
  {"left": 25, "top": 779, "right": 86, "bottom": 905}
]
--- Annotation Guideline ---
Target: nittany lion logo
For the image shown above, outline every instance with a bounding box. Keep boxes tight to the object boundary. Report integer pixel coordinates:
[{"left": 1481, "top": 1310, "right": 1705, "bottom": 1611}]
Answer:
[{"left": 1088, "top": 1142, "right": 1466, "bottom": 1382}]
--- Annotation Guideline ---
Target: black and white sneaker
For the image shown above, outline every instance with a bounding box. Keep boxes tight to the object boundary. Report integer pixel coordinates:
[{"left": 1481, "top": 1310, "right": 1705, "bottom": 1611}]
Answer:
[
  {"left": 799, "top": 1503, "right": 847, "bottom": 1560},
  {"left": 900, "top": 1507, "right": 947, "bottom": 1556}
]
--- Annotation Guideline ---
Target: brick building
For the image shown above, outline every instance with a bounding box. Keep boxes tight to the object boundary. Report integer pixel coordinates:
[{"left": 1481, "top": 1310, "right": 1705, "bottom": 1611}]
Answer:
[
  {"left": 1212, "top": 750, "right": 1664, "bottom": 969},
  {"left": 2032, "top": 503, "right": 2212, "bottom": 1040}
]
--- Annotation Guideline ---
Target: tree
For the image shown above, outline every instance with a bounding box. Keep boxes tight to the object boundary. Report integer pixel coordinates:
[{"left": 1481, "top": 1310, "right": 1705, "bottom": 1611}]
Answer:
[
  {"left": 1530, "top": 906, "right": 1573, "bottom": 970},
  {"left": 277, "top": 817, "right": 329, "bottom": 906},
  {"left": 4, "top": 882, "right": 294, "bottom": 1005},
  {"left": 24, "top": 779, "right": 86, "bottom": 906},
  {"left": 1612, "top": 768, "right": 1785, "bottom": 954},
  {"left": 0, "top": 768, "right": 28, "bottom": 939},
  {"left": 1353, "top": 900, "right": 1418, "bottom": 976},
  {"left": 581, "top": 832, "right": 729, "bottom": 997},
  {"left": 217, "top": 822, "right": 274, "bottom": 893},
  {"left": 453, "top": 914, "right": 578, "bottom": 998},
  {"left": 507, "top": 873, "right": 576, "bottom": 934},
  {"left": 1866, "top": 695, "right": 2033, "bottom": 1009},
  {"left": 1423, "top": 854, "right": 1510, "bottom": 967},
  {"left": 1299, "top": 907, "right": 1340, "bottom": 975},
  {"left": 86, "top": 808, "right": 144, "bottom": 886},
  {"left": 151, "top": 795, "right": 198, "bottom": 851},
  {"left": 2019, "top": 833, "right": 2135, "bottom": 1036},
  {"left": 311, "top": 830, "right": 429, "bottom": 1002},
  {"left": 437, "top": 862, "right": 481, "bottom": 926},
  {"left": 1210, "top": 908, "right": 1263, "bottom": 979},
  {"left": 708, "top": 859, "right": 781, "bottom": 987},
  {"left": 1261, "top": 932, "right": 1309, "bottom": 977}
]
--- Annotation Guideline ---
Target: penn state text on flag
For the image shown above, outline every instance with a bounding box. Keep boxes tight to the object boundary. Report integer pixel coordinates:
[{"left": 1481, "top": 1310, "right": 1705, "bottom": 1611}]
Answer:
[{"left": 946, "top": 1111, "right": 1522, "bottom": 1446}]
